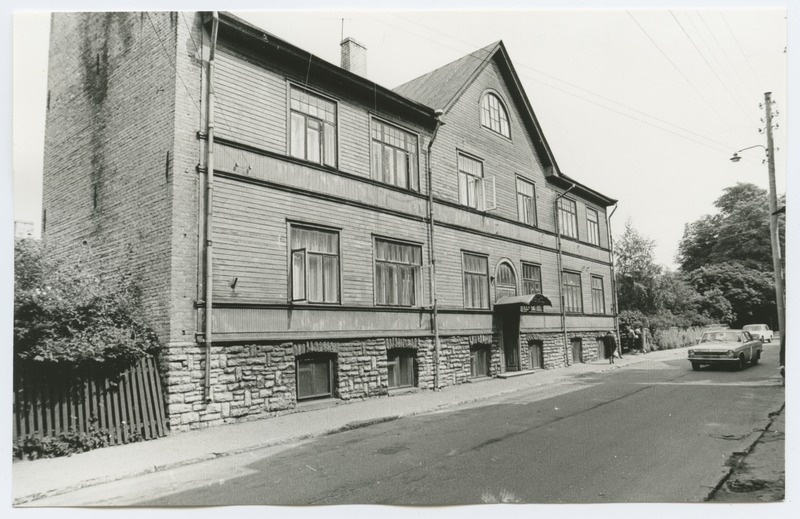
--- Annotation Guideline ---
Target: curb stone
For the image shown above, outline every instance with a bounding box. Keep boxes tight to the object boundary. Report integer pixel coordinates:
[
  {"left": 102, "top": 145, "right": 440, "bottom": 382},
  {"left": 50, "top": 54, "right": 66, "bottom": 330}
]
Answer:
[{"left": 704, "top": 402, "right": 785, "bottom": 501}]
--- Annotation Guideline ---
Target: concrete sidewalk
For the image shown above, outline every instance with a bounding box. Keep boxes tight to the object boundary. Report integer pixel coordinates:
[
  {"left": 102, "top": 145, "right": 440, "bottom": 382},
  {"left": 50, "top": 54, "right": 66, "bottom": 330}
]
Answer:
[{"left": 8, "top": 347, "right": 699, "bottom": 504}]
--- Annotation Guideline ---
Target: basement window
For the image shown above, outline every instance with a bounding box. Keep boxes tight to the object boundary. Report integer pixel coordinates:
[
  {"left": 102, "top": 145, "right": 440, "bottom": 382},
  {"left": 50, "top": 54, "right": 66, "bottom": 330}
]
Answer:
[
  {"left": 387, "top": 349, "right": 415, "bottom": 389},
  {"left": 296, "top": 354, "right": 335, "bottom": 401}
]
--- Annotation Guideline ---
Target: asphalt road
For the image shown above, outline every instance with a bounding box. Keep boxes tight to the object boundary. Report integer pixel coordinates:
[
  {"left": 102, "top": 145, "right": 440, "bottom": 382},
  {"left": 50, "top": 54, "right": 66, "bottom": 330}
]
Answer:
[{"left": 34, "top": 344, "right": 784, "bottom": 506}]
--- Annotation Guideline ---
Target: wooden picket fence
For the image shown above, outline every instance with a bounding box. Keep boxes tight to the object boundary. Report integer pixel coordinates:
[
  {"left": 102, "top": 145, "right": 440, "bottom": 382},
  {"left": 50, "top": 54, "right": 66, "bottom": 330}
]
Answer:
[{"left": 13, "top": 356, "right": 168, "bottom": 445}]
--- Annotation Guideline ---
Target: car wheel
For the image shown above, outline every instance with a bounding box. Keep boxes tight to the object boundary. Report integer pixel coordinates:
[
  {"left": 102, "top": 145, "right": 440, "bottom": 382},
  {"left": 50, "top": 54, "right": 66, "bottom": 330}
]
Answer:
[
  {"left": 691, "top": 362, "right": 700, "bottom": 371},
  {"left": 737, "top": 354, "right": 747, "bottom": 370},
  {"left": 751, "top": 351, "right": 760, "bottom": 365}
]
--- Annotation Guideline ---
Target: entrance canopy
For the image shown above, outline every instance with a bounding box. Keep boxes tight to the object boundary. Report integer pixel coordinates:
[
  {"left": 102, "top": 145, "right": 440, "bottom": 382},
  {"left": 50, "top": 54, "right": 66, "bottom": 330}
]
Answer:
[{"left": 495, "top": 293, "right": 553, "bottom": 307}]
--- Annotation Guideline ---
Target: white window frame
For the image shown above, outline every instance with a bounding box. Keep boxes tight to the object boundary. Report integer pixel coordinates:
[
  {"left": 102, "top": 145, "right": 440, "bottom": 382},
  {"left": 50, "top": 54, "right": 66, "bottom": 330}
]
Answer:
[
  {"left": 587, "top": 207, "right": 600, "bottom": 246},
  {"left": 480, "top": 91, "right": 511, "bottom": 138},
  {"left": 558, "top": 197, "right": 579, "bottom": 239},
  {"left": 374, "top": 237, "right": 423, "bottom": 308},
  {"left": 370, "top": 117, "right": 420, "bottom": 192},
  {"left": 516, "top": 177, "right": 537, "bottom": 226},
  {"left": 591, "top": 275, "right": 605, "bottom": 314},
  {"left": 289, "top": 85, "right": 338, "bottom": 168},
  {"left": 458, "top": 152, "right": 485, "bottom": 211},
  {"left": 289, "top": 224, "right": 341, "bottom": 304}
]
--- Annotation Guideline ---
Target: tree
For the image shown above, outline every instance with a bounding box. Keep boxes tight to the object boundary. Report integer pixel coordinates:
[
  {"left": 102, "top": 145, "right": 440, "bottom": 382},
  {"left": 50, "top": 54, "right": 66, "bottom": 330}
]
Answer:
[
  {"left": 14, "top": 239, "right": 160, "bottom": 370},
  {"left": 677, "top": 183, "right": 784, "bottom": 328},
  {"left": 677, "top": 182, "right": 785, "bottom": 272},
  {"left": 687, "top": 262, "right": 775, "bottom": 327},
  {"left": 615, "top": 221, "right": 662, "bottom": 314}
]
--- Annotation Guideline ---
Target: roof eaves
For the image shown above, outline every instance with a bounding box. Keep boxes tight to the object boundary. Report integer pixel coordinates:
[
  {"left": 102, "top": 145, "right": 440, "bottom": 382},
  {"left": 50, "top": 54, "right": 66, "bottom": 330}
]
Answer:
[{"left": 214, "top": 12, "right": 437, "bottom": 122}]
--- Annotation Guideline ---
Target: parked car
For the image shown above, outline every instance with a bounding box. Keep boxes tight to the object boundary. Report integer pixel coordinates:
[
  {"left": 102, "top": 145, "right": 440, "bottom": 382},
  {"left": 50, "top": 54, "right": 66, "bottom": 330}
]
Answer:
[
  {"left": 742, "top": 324, "right": 773, "bottom": 343},
  {"left": 688, "top": 329, "right": 762, "bottom": 371}
]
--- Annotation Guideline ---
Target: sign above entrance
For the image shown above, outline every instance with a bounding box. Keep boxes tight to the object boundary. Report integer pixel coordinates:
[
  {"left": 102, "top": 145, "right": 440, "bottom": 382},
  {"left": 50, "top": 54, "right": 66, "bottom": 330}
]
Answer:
[{"left": 495, "top": 293, "right": 553, "bottom": 308}]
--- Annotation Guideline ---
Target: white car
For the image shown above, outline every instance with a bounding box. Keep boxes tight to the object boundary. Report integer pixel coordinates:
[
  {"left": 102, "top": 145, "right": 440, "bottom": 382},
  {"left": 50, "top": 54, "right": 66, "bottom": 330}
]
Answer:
[
  {"left": 688, "top": 330, "right": 763, "bottom": 371},
  {"left": 743, "top": 324, "right": 773, "bottom": 343}
]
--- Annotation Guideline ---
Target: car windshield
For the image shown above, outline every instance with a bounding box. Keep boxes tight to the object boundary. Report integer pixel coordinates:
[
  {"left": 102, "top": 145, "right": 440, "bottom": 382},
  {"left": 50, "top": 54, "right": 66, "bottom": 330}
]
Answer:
[{"left": 701, "top": 331, "right": 743, "bottom": 343}]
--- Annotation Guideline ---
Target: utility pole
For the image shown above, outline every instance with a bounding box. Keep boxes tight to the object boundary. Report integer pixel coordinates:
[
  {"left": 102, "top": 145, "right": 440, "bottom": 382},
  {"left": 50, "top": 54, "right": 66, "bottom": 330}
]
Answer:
[{"left": 763, "top": 92, "right": 785, "bottom": 362}]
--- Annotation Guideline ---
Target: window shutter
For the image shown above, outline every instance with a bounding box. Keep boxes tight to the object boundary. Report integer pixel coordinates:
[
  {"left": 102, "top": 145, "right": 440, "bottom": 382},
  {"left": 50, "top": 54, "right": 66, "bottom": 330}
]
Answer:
[
  {"left": 291, "top": 248, "right": 307, "bottom": 302},
  {"left": 484, "top": 175, "right": 497, "bottom": 211}
]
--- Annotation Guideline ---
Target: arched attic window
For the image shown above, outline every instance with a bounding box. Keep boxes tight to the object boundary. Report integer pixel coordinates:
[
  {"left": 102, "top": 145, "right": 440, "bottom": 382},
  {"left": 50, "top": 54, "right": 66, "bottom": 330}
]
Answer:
[{"left": 480, "top": 92, "right": 510, "bottom": 138}]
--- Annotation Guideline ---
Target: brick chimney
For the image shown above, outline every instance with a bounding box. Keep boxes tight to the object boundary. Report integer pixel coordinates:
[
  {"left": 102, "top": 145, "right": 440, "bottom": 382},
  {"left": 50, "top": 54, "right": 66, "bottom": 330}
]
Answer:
[{"left": 340, "top": 37, "right": 367, "bottom": 76}]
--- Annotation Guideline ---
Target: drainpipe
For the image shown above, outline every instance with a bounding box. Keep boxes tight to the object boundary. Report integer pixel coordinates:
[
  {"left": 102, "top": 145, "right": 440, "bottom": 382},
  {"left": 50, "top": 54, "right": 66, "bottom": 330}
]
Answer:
[
  {"left": 607, "top": 204, "right": 621, "bottom": 350},
  {"left": 203, "top": 12, "right": 220, "bottom": 402},
  {"left": 554, "top": 183, "right": 575, "bottom": 366},
  {"left": 426, "top": 110, "right": 444, "bottom": 390}
]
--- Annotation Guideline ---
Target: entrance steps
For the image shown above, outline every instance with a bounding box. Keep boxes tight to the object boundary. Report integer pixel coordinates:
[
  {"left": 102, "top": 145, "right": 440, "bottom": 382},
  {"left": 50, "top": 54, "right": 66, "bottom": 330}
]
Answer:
[{"left": 496, "top": 369, "right": 536, "bottom": 379}]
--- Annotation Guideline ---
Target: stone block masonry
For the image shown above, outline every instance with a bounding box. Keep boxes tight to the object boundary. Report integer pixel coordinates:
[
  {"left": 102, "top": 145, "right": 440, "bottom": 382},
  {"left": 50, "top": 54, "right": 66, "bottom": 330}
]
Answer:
[{"left": 163, "top": 334, "right": 499, "bottom": 431}]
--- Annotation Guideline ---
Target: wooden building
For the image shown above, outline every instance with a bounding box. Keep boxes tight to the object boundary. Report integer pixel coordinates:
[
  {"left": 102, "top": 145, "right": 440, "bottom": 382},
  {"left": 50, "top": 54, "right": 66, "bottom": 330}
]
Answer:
[{"left": 42, "top": 12, "right": 617, "bottom": 430}]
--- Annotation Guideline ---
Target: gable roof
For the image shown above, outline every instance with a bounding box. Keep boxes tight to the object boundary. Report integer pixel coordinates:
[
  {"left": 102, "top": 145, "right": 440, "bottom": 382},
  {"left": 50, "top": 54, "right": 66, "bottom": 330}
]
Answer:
[
  {"left": 394, "top": 40, "right": 616, "bottom": 207},
  {"left": 393, "top": 42, "right": 500, "bottom": 112}
]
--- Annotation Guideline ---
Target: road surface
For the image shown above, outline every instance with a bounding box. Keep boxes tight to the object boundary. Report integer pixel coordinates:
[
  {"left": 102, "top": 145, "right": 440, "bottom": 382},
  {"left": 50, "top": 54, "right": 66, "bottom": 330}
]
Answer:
[{"left": 30, "top": 344, "right": 784, "bottom": 505}]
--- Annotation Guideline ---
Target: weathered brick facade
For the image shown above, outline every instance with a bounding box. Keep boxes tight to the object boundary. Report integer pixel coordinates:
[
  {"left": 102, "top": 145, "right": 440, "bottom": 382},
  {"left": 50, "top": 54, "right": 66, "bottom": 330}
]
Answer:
[{"left": 43, "top": 12, "right": 617, "bottom": 433}]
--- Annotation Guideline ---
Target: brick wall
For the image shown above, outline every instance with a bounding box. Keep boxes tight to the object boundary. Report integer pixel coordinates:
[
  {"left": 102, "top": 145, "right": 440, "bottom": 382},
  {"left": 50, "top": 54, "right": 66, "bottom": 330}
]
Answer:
[{"left": 42, "top": 12, "right": 179, "bottom": 341}]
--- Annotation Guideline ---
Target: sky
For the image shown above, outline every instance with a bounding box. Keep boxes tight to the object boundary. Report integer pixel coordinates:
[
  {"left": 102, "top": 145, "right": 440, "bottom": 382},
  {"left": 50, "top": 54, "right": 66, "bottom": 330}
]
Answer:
[
  {"left": 8, "top": 2, "right": 789, "bottom": 272},
  {"left": 2, "top": 1, "right": 798, "bottom": 516}
]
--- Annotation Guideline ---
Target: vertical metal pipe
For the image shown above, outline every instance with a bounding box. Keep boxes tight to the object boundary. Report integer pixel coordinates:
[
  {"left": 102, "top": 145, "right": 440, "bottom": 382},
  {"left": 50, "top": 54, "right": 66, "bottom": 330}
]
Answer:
[
  {"left": 426, "top": 110, "right": 444, "bottom": 389},
  {"left": 607, "top": 204, "right": 621, "bottom": 350},
  {"left": 555, "top": 184, "right": 575, "bottom": 366},
  {"left": 203, "top": 12, "right": 220, "bottom": 402}
]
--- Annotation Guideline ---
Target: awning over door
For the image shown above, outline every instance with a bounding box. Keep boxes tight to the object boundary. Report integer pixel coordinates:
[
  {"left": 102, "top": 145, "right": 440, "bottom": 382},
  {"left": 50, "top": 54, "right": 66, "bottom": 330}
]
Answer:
[{"left": 494, "top": 293, "right": 553, "bottom": 307}]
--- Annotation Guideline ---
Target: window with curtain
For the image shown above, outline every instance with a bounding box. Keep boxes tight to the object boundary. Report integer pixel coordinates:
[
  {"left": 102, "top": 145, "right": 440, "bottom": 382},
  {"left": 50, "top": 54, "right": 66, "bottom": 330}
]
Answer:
[
  {"left": 558, "top": 197, "right": 578, "bottom": 239},
  {"left": 289, "top": 87, "right": 337, "bottom": 167},
  {"left": 522, "top": 262, "right": 543, "bottom": 312},
  {"left": 591, "top": 275, "right": 605, "bottom": 314},
  {"left": 562, "top": 270, "right": 583, "bottom": 313},
  {"left": 290, "top": 226, "right": 340, "bottom": 303},
  {"left": 516, "top": 177, "right": 537, "bottom": 226},
  {"left": 463, "top": 253, "right": 489, "bottom": 309},
  {"left": 374, "top": 238, "right": 422, "bottom": 307},
  {"left": 587, "top": 208, "right": 600, "bottom": 245},
  {"left": 480, "top": 92, "right": 510, "bottom": 138},
  {"left": 371, "top": 119, "right": 419, "bottom": 191},
  {"left": 458, "top": 153, "right": 484, "bottom": 210}
]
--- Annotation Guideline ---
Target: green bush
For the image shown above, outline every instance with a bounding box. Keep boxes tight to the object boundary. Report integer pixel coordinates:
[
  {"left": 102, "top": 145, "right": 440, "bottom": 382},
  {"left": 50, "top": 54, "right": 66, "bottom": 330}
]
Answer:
[
  {"left": 652, "top": 327, "right": 704, "bottom": 351},
  {"left": 14, "top": 239, "right": 160, "bottom": 371},
  {"left": 13, "top": 422, "right": 111, "bottom": 460}
]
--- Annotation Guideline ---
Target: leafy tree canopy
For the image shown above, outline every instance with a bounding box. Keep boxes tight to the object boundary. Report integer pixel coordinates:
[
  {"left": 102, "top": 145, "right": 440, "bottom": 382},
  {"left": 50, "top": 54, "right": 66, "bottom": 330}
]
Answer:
[{"left": 14, "top": 239, "right": 160, "bottom": 370}]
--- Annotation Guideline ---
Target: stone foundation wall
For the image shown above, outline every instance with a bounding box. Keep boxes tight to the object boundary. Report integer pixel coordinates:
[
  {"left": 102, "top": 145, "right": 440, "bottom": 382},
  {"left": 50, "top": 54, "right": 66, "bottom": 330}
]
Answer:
[{"left": 163, "top": 330, "right": 606, "bottom": 431}]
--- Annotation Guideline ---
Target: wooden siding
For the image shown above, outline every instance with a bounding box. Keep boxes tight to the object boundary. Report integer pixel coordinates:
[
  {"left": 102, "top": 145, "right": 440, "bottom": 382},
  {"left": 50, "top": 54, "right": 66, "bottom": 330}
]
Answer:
[
  {"left": 213, "top": 45, "right": 431, "bottom": 193},
  {"left": 430, "top": 55, "right": 611, "bottom": 249},
  {"left": 215, "top": 46, "right": 287, "bottom": 153},
  {"left": 211, "top": 172, "right": 429, "bottom": 305}
]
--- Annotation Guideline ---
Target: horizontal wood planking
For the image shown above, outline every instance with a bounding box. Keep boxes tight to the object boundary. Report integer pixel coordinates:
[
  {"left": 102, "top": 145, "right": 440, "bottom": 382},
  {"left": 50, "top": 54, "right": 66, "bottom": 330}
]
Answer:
[
  {"left": 215, "top": 46, "right": 287, "bottom": 153},
  {"left": 211, "top": 306, "right": 432, "bottom": 335},
  {"left": 212, "top": 175, "right": 430, "bottom": 304},
  {"left": 429, "top": 56, "right": 611, "bottom": 248}
]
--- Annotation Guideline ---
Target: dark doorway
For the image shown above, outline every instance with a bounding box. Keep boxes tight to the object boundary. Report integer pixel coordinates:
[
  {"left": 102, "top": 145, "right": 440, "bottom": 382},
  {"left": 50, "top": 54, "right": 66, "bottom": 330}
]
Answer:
[
  {"left": 470, "top": 344, "right": 491, "bottom": 378},
  {"left": 596, "top": 337, "right": 606, "bottom": 360},
  {"left": 502, "top": 311, "right": 520, "bottom": 371},
  {"left": 570, "top": 338, "right": 583, "bottom": 364},
  {"left": 529, "top": 339, "right": 544, "bottom": 369}
]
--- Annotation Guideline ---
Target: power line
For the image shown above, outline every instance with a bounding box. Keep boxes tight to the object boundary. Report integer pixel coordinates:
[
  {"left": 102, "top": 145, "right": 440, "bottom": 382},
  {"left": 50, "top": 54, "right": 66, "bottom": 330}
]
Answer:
[
  {"left": 392, "top": 11, "right": 736, "bottom": 150},
  {"left": 669, "top": 10, "right": 753, "bottom": 125},
  {"left": 626, "top": 11, "right": 746, "bottom": 145},
  {"left": 696, "top": 12, "right": 760, "bottom": 103},
  {"left": 372, "top": 12, "right": 739, "bottom": 154}
]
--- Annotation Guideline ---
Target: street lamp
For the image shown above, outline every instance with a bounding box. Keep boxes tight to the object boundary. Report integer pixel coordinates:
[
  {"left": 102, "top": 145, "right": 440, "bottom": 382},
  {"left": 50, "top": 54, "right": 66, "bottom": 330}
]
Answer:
[{"left": 729, "top": 92, "right": 785, "bottom": 373}]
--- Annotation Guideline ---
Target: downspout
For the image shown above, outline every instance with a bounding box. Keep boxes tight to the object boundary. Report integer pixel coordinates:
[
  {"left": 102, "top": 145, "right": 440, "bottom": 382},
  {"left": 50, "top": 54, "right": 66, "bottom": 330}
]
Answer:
[
  {"left": 606, "top": 204, "right": 621, "bottom": 348},
  {"left": 554, "top": 183, "right": 575, "bottom": 366},
  {"left": 203, "top": 12, "right": 220, "bottom": 402},
  {"left": 426, "top": 109, "right": 445, "bottom": 390}
]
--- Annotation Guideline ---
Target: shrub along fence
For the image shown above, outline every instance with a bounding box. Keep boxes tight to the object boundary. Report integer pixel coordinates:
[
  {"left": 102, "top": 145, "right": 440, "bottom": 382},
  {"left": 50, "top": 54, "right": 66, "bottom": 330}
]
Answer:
[{"left": 13, "top": 355, "right": 167, "bottom": 449}]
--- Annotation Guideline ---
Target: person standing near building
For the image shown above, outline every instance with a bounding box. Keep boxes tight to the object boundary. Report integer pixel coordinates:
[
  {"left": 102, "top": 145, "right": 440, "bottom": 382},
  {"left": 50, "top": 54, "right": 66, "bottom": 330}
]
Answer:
[
  {"left": 604, "top": 331, "right": 618, "bottom": 364},
  {"left": 634, "top": 328, "right": 644, "bottom": 353}
]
